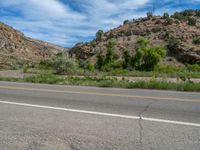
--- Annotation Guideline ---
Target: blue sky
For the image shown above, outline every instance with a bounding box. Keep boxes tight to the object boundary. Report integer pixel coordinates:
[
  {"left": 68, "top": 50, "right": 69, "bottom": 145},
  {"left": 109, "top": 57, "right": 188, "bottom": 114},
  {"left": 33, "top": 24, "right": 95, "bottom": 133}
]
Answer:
[{"left": 0, "top": 0, "right": 200, "bottom": 47}]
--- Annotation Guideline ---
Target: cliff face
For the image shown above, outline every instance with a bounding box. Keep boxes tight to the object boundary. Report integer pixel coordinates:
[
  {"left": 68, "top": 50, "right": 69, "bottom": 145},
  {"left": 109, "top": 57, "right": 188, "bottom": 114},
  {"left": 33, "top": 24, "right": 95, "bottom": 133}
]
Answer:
[
  {"left": 69, "top": 10, "right": 200, "bottom": 64},
  {"left": 0, "top": 22, "right": 66, "bottom": 69}
]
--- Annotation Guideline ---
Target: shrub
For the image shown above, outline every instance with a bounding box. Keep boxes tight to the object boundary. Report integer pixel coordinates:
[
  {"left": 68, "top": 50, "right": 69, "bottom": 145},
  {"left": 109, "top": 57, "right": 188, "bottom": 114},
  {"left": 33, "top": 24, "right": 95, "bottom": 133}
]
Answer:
[
  {"left": 123, "top": 20, "right": 129, "bottom": 25},
  {"left": 193, "top": 36, "right": 200, "bottom": 44},
  {"left": 79, "top": 60, "right": 95, "bottom": 72},
  {"left": 39, "top": 59, "right": 53, "bottom": 69},
  {"left": 163, "top": 12, "right": 169, "bottom": 19},
  {"left": 87, "top": 62, "right": 95, "bottom": 71},
  {"left": 147, "top": 12, "right": 153, "bottom": 19},
  {"left": 101, "top": 62, "right": 122, "bottom": 72},
  {"left": 196, "top": 10, "right": 200, "bottom": 17},
  {"left": 95, "top": 40, "right": 119, "bottom": 71},
  {"left": 172, "top": 12, "right": 187, "bottom": 21},
  {"left": 186, "top": 64, "right": 200, "bottom": 72},
  {"left": 96, "top": 30, "right": 104, "bottom": 39},
  {"left": 165, "top": 17, "right": 173, "bottom": 25},
  {"left": 167, "top": 38, "right": 181, "bottom": 50},
  {"left": 96, "top": 52, "right": 105, "bottom": 70},
  {"left": 133, "top": 38, "right": 166, "bottom": 71},
  {"left": 104, "top": 40, "right": 116, "bottom": 65},
  {"left": 23, "top": 64, "right": 29, "bottom": 73},
  {"left": 181, "top": 9, "right": 194, "bottom": 16},
  {"left": 53, "top": 53, "right": 78, "bottom": 75},
  {"left": 122, "top": 49, "right": 132, "bottom": 69},
  {"left": 136, "top": 37, "right": 150, "bottom": 49},
  {"left": 188, "top": 17, "right": 196, "bottom": 26}
]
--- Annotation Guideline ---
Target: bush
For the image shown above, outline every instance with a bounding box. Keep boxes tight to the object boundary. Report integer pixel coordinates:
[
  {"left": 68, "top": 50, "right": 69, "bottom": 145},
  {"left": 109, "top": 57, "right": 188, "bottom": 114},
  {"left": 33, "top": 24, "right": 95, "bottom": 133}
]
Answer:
[
  {"left": 196, "top": 10, "right": 200, "bottom": 17},
  {"left": 172, "top": 12, "right": 187, "bottom": 21},
  {"left": 167, "top": 38, "right": 181, "bottom": 50},
  {"left": 96, "top": 30, "right": 104, "bottom": 39},
  {"left": 104, "top": 40, "right": 116, "bottom": 64},
  {"left": 165, "top": 17, "right": 173, "bottom": 25},
  {"left": 96, "top": 52, "right": 105, "bottom": 70},
  {"left": 181, "top": 9, "right": 194, "bottom": 16},
  {"left": 122, "top": 49, "right": 132, "bottom": 69},
  {"left": 101, "top": 61, "right": 122, "bottom": 72},
  {"left": 147, "top": 12, "right": 153, "bottom": 19},
  {"left": 193, "top": 36, "right": 200, "bottom": 44},
  {"left": 186, "top": 64, "right": 200, "bottom": 72},
  {"left": 133, "top": 37, "right": 166, "bottom": 71},
  {"left": 53, "top": 53, "right": 78, "bottom": 75},
  {"left": 188, "top": 17, "right": 196, "bottom": 26},
  {"left": 136, "top": 37, "right": 150, "bottom": 49},
  {"left": 87, "top": 62, "right": 95, "bottom": 71},
  {"left": 123, "top": 20, "right": 129, "bottom": 25},
  {"left": 96, "top": 40, "right": 117, "bottom": 71},
  {"left": 39, "top": 59, "right": 53, "bottom": 69},
  {"left": 23, "top": 64, "right": 29, "bottom": 73},
  {"left": 163, "top": 12, "right": 169, "bottom": 19}
]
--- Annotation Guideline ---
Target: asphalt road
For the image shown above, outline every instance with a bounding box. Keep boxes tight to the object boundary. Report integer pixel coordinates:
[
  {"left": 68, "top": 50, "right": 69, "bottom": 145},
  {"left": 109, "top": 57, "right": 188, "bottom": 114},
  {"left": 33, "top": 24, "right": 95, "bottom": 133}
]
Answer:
[{"left": 0, "top": 81, "right": 200, "bottom": 150}]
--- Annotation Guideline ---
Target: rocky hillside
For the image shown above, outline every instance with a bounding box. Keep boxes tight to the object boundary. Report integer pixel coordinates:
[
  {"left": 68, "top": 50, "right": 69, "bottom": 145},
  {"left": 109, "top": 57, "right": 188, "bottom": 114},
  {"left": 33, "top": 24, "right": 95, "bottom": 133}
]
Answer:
[
  {"left": 69, "top": 10, "right": 200, "bottom": 64},
  {"left": 0, "top": 22, "right": 65, "bottom": 69}
]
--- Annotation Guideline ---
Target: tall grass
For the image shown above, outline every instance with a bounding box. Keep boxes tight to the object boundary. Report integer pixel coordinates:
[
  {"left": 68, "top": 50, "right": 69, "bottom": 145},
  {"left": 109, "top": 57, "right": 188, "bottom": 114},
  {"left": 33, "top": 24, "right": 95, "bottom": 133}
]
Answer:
[{"left": 1, "top": 73, "right": 200, "bottom": 91}]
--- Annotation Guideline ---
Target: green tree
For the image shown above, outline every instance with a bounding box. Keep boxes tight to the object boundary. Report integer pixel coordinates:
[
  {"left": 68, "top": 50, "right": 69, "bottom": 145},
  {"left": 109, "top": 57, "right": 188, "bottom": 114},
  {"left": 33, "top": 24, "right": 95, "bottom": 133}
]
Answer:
[
  {"left": 142, "top": 46, "right": 166, "bottom": 71},
  {"left": 122, "top": 49, "right": 132, "bottom": 69},
  {"left": 133, "top": 38, "right": 166, "bottom": 71},
  {"left": 96, "top": 52, "right": 105, "bottom": 70},
  {"left": 104, "top": 40, "right": 116, "bottom": 64},
  {"left": 96, "top": 30, "right": 104, "bottom": 39}
]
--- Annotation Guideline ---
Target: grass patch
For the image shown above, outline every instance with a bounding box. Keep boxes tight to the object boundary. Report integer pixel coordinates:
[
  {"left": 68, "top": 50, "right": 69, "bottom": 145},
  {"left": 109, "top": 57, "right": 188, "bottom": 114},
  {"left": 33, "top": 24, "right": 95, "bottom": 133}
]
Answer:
[
  {"left": 0, "top": 73, "right": 200, "bottom": 91},
  {"left": 24, "top": 73, "right": 63, "bottom": 84}
]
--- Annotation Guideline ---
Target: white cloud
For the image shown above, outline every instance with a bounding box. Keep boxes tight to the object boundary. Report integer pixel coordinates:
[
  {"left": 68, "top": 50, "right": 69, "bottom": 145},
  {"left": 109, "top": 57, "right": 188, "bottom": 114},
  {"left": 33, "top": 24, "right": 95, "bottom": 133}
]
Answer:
[
  {"left": 1, "top": 0, "right": 152, "bottom": 47},
  {"left": 3, "top": 0, "right": 183, "bottom": 47},
  {"left": 0, "top": 0, "right": 85, "bottom": 20}
]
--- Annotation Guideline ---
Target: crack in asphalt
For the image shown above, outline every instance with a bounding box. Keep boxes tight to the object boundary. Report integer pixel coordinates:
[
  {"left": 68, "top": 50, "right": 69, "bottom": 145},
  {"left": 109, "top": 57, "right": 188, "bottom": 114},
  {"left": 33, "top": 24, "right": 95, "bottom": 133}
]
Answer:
[{"left": 138, "top": 101, "right": 156, "bottom": 150}]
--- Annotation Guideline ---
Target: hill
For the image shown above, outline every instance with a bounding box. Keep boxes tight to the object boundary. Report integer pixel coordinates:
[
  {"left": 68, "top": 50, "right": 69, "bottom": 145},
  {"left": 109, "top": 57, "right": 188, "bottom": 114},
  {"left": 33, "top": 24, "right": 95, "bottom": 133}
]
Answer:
[
  {"left": 0, "top": 22, "right": 66, "bottom": 69},
  {"left": 69, "top": 10, "right": 200, "bottom": 65}
]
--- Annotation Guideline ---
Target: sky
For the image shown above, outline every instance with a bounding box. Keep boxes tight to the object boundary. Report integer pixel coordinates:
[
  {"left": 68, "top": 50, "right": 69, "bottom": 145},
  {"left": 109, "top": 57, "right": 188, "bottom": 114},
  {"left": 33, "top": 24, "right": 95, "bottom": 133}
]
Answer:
[{"left": 0, "top": 0, "right": 200, "bottom": 47}]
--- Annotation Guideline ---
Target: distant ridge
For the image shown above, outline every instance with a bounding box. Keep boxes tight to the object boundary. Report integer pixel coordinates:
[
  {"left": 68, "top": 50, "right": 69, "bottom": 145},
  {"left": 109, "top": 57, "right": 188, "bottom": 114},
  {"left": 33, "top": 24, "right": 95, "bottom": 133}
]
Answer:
[{"left": 0, "top": 22, "right": 66, "bottom": 69}]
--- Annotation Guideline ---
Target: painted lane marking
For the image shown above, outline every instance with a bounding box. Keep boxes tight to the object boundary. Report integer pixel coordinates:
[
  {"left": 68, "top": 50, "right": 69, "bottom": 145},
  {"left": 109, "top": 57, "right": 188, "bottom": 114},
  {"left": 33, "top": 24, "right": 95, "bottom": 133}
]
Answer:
[
  {"left": 0, "top": 100, "right": 200, "bottom": 127},
  {"left": 0, "top": 100, "right": 140, "bottom": 120},
  {"left": 142, "top": 117, "right": 200, "bottom": 127},
  {"left": 0, "top": 85, "right": 199, "bottom": 103}
]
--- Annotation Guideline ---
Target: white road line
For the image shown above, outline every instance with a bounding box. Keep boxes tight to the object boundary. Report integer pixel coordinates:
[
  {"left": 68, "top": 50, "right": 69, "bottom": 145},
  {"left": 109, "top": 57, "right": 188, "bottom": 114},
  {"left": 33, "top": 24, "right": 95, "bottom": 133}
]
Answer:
[
  {"left": 0, "top": 100, "right": 140, "bottom": 120},
  {"left": 0, "top": 100, "right": 200, "bottom": 127}
]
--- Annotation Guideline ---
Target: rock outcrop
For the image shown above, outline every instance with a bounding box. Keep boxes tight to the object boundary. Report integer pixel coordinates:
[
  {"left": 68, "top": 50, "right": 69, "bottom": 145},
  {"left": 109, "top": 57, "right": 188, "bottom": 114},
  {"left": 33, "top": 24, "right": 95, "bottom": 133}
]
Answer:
[{"left": 69, "top": 10, "right": 200, "bottom": 64}]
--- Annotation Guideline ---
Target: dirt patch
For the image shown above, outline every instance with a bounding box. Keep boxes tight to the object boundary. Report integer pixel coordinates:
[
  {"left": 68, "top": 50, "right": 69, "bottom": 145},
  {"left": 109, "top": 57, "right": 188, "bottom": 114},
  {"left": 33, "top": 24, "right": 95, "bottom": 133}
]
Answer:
[{"left": 0, "top": 70, "right": 25, "bottom": 78}]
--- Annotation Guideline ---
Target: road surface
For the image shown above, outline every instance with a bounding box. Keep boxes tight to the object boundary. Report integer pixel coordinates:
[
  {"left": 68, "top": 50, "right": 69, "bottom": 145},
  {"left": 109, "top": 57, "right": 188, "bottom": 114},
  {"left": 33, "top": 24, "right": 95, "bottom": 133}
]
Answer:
[{"left": 0, "top": 81, "right": 200, "bottom": 150}]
